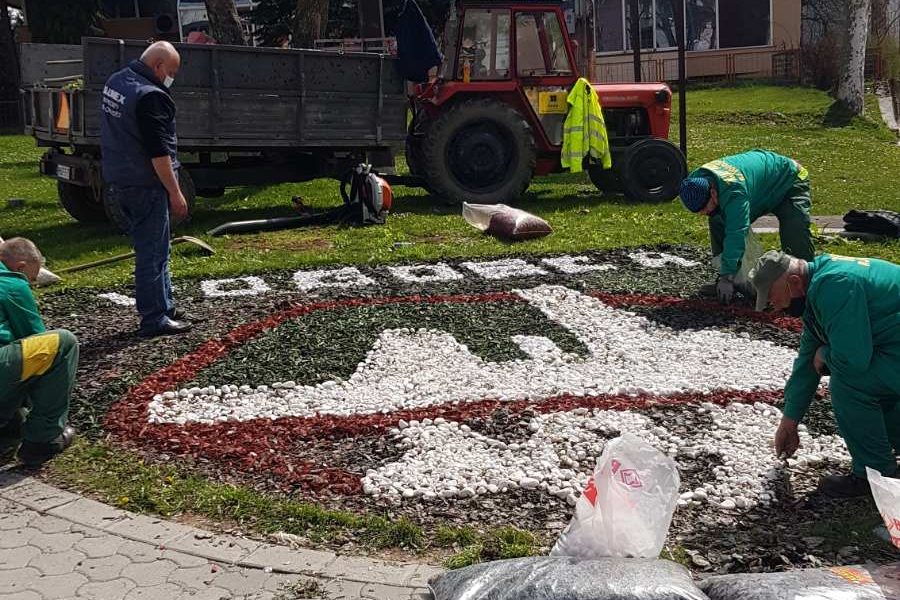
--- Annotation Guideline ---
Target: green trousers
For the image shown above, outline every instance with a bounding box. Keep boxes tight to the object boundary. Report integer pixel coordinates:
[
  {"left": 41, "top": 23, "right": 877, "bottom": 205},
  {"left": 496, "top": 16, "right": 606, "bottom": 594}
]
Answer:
[
  {"left": 0, "top": 329, "right": 78, "bottom": 444},
  {"left": 710, "top": 179, "right": 815, "bottom": 263},
  {"left": 829, "top": 346, "right": 900, "bottom": 477}
]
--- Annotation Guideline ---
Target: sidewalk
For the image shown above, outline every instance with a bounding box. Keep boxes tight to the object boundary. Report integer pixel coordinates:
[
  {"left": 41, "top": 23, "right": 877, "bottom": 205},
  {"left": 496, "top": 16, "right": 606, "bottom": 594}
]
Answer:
[{"left": 0, "top": 472, "right": 440, "bottom": 600}]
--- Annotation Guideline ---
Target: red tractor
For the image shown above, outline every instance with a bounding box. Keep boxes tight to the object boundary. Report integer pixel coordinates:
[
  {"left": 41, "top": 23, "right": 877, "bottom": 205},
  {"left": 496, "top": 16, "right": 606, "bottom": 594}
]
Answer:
[{"left": 406, "top": 0, "right": 686, "bottom": 204}]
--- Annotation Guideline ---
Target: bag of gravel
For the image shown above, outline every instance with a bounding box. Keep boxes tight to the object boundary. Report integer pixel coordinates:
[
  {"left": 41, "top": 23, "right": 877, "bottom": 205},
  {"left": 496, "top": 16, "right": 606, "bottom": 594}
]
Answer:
[
  {"left": 429, "top": 556, "right": 708, "bottom": 600},
  {"left": 551, "top": 434, "right": 680, "bottom": 559},
  {"left": 462, "top": 202, "right": 552, "bottom": 241},
  {"left": 868, "top": 467, "right": 900, "bottom": 549},
  {"left": 712, "top": 230, "right": 763, "bottom": 289},
  {"left": 699, "top": 563, "right": 900, "bottom": 600}
]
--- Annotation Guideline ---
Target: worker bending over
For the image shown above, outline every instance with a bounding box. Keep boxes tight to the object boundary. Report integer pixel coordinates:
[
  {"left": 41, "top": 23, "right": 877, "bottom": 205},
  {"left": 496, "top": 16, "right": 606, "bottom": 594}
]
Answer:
[
  {"left": 751, "top": 251, "right": 900, "bottom": 497},
  {"left": 680, "top": 149, "right": 815, "bottom": 304}
]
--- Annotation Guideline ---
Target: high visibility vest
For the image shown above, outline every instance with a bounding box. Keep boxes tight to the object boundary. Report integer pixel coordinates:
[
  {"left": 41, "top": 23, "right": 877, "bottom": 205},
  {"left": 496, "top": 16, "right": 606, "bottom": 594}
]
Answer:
[{"left": 561, "top": 78, "right": 612, "bottom": 173}]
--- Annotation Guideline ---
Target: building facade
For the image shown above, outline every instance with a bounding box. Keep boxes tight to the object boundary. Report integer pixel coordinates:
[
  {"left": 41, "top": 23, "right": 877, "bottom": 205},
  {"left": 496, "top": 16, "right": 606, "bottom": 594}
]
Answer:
[{"left": 591, "top": 0, "right": 801, "bottom": 82}]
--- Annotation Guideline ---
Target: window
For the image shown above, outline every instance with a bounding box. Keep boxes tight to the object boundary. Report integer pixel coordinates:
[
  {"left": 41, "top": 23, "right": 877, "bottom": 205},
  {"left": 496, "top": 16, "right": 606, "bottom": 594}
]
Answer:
[
  {"left": 593, "top": 0, "right": 771, "bottom": 53},
  {"left": 686, "top": 0, "right": 717, "bottom": 50},
  {"left": 459, "top": 9, "right": 511, "bottom": 80},
  {"left": 543, "top": 13, "right": 573, "bottom": 74},
  {"left": 719, "top": 0, "right": 770, "bottom": 48},
  {"left": 516, "top": 14, "right": 546, "bottom": 76}
]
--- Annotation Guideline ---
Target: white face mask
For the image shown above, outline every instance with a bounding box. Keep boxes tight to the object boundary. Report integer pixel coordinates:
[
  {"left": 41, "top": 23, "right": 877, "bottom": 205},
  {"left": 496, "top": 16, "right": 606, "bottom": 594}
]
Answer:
[{"left": 163, "top": 75, "right": 175, "bottom": 88}]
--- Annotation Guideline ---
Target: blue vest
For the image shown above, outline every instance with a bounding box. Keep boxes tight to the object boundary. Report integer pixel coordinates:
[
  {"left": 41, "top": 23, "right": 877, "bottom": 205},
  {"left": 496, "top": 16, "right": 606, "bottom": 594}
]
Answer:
[{"left": 100, "top": 60, "right": 179, "bottom": 187}]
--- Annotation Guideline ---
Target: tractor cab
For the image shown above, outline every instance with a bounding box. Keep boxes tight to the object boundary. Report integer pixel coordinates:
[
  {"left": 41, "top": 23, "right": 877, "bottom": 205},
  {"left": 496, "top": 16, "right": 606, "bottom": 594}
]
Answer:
[{"left": 406, "top": 0, "right": 687, "bottom": 205}]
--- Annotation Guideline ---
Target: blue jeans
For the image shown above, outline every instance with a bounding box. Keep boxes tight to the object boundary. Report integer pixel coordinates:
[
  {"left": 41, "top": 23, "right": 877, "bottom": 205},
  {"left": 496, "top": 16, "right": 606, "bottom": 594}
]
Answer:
[{"left": 105, "top": 184, "right": 174, "bottom": 332}]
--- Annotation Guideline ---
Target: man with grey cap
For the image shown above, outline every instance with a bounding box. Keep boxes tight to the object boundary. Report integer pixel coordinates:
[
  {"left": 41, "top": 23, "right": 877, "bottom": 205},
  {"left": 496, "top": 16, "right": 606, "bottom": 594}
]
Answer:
[{"left": 750, "top": 250, "right": 900, "bottom": 497}]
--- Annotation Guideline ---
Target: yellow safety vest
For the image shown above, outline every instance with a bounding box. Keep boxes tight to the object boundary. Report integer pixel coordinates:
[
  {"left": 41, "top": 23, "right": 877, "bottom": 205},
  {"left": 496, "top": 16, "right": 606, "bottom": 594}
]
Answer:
[{"left": 561, "top": 78, "right": 612, "bottom": 173}]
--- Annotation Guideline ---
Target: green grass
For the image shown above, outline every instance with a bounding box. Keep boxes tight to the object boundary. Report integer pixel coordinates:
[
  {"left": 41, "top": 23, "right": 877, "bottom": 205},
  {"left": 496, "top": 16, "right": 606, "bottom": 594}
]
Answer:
[
  {"left": 48, "top": 439, "right": 542, "bottom": 563},
  {"left": 1, "top": 83, "right": 898, "bottom": 291}
]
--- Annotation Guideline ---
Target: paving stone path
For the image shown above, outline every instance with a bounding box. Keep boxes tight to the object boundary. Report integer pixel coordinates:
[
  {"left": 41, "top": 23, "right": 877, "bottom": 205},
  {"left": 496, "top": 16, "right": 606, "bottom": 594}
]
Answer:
[{"left": 0, "top": 472, "right": 440, "bottom": 600}]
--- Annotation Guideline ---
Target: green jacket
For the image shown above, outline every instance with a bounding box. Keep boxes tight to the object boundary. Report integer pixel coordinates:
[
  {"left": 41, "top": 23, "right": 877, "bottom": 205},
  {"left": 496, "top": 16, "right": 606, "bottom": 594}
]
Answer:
[
  {"left": 0, "top": 262, "right": 45, "bottom": 345},
  {"left": 783, "top": 254, "right": 900, "bottom": 422},
  {"left": 690, "top": 149, "right": 803, "bottom": 275}
]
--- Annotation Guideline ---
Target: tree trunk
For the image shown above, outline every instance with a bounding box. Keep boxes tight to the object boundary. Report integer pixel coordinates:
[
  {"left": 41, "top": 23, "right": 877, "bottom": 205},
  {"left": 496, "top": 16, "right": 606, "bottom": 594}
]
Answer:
[
  {"left": 292, "top": 0, "right": 329, "bottom": 48},
  {"left": 204, "top": 0, "right": 246, "bottom": 45},
  {"left": 836, "top": 0, "right": 872, "bottom": 115},
  {"left": 0, "top": 0, "right": 20, "bottom": 101}
]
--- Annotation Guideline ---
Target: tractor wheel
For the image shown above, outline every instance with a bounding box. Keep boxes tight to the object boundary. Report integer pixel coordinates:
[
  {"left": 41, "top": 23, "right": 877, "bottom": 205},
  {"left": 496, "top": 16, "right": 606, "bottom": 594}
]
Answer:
[
  {"left": 58, "top": 181, "right": 109, "bottom": 224},
  {"left": 619, "top": 138, "right": 687, "bottom": 203},
  {"left": 104, "top": 168, "right": 196, "bottom": 234},
  {"left": 587, "top": 163, "right": 622, "bottom": 195},
  {"left": 421, "top": 98, "right": 536, "bottom": 204},
  {"left": 405, "top": 134, "right": 425, "bottom": 177}
]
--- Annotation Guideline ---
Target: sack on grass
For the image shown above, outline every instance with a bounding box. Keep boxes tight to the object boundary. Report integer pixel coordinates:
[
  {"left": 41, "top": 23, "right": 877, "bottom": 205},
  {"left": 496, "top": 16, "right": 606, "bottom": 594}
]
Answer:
[
  {"left": 462, "top": 202, "right": 552, "bottom": 241},
  {"left": 700, "top": 564, "right": 900, "bottom": 600},
  {"left": 429, "top": 556, "right": 708, "bottom": 600}
]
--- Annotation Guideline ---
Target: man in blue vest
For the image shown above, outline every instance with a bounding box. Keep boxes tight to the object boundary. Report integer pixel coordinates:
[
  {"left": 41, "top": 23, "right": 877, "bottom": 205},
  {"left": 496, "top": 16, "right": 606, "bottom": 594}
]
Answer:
[{"left": 100, "top": 41, "right": 191, "bottom": 337}]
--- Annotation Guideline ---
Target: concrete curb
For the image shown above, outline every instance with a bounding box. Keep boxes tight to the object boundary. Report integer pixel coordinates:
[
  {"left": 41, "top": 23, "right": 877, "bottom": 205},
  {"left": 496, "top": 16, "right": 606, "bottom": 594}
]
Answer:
[{"left": 0, "top": 472, "right": 442, "bottom": 598}]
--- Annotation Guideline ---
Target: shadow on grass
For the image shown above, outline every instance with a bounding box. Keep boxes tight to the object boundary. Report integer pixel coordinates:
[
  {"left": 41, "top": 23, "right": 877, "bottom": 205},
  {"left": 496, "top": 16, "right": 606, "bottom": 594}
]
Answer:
[{"left": 823, "top": 101, "right": 856, "bottom": 128}]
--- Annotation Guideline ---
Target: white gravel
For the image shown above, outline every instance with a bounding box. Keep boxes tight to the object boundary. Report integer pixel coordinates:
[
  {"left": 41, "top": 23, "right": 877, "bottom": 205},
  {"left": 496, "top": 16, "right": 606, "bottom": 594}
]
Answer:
[
  {"left": 97, "top": 292, "right": 135, "bottom": 306},
  {"left": 461, "top": 259, "right": 549, "bottom": 280},
  {"left": 361, "top": 403, "right": 849, "bottom": 509},
  {"left": 201, "top": 276, "right": 270, "bottom": 298},
  {"left": 540, "top": 256, "right": 618, "bottom": 274},
  {"left": 628, "top": 251, "right": 700, "bottom": 269},
  {"left": 292, "top": 266, "right": 377, "bottom": 292},
  {"left": 385, "top": 263, "right": 465, "bottom": 283},
  {"left": 148, "top": 285, "right": 797, "bottom": 424}
]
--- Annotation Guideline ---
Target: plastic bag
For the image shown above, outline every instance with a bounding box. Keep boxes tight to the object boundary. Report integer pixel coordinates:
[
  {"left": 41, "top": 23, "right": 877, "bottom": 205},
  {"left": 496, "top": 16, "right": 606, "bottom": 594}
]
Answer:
[
  {"left": 550, "top": 433, "right": 680, "bottom": 559},
  {"left": 868, "top": 467, "right": 900, "bottom": 549},
  {"left": 462, "top": 202, "right": 552, "bottom": 241},
  {"left": 700, "top": 563, "right": 900, "bottom": 600},
  {"left": 712, "top": 229, "right": 763, "bottom": 288},
  {"left": 429, "top": 556, "right": 708, "bottom": 600}
]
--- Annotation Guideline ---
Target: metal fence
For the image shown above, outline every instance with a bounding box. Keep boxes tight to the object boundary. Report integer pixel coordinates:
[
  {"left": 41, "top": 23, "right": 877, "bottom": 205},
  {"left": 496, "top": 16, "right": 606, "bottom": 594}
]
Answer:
[{"left": 593, "top": 48, "right": 801, "bottom": 84}]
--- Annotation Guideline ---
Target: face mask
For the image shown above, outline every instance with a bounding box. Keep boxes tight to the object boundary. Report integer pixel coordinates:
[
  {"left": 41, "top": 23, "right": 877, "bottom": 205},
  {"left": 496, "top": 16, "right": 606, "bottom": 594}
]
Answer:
[
  {"left": 163, "top": 75, "right": 175, "bottom": 88},
  {"left": 786, "top": 296, "right": 806, "bottom": 317}
]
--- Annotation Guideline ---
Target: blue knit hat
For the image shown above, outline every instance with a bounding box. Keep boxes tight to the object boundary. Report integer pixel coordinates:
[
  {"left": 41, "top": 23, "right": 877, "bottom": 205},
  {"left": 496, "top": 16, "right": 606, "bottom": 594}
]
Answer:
[{"left": 679, "top": 177, "right": 711, "bottom": 212}]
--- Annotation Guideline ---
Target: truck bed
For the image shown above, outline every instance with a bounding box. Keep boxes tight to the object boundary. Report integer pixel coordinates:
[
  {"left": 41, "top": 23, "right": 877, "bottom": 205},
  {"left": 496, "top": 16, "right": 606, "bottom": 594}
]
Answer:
[{"left": 23, "top": 37, "right": 408, "bottom": 150}]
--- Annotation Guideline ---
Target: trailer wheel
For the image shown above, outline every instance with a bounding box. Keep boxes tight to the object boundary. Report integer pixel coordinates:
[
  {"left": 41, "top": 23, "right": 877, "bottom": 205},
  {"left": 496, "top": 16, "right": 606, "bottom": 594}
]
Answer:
[
  {"left": 104, "top": 168, "right": 197, "bottom": 233},
  {"left": 58, "top": 181, "right": 109, "bottom": 224},
  {"left": 422, "top": 98, "right": 536, "bottom": 204},
  {"left": 619, "top": 138, "right": 686, "bottom": 203}
]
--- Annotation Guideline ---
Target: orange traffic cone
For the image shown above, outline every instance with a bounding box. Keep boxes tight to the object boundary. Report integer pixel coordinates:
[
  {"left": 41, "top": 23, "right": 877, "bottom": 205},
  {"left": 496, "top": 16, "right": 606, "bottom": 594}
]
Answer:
[{"left": 55, "top": 92, "right": 70, "bottom": 132}]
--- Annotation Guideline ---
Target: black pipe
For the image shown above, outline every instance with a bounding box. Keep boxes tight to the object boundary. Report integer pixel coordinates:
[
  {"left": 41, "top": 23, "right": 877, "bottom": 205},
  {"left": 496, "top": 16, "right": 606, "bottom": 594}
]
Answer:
[
  {"left": 207, "top": 206, "right": 350, "bottom": 236},
  {"left": 630, "top": 0, "right": 641, "bottom": 82},
  {"left": 674, "top": 0, "right": 687, "bottom": 160}
]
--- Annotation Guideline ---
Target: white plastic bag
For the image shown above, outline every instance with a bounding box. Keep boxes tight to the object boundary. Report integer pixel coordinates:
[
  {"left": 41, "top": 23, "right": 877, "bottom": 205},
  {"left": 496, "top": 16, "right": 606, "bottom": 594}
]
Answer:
[
  {"left": 550, "top": 433, "right": 680, "bottom": 559},
  {"left": 712, "top": 229, "right": 763, "bottom": 288},
  {"left": 867, "top": 467, "right": 900, "bottom": 549}
]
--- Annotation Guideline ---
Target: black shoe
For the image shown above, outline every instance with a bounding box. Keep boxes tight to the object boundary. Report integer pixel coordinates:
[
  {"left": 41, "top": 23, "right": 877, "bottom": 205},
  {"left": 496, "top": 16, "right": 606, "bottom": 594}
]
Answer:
[
  {"left": 699, "top": 282, "right": 718, "bottom": 298},
  {"left": 168, "top": 308, "right": 189, "bottom": 321},
  {"left": 139, "top": 317, "right": 192, "bottom": 338},
  {"left": 17, "top": 426, "right": 76, "bottom": 467},
  {"left": 816, "top": 473, "right": 871, "bottom": 498},
  {"left": 0, "top": 410, "right": 24, "bottom": 452}
]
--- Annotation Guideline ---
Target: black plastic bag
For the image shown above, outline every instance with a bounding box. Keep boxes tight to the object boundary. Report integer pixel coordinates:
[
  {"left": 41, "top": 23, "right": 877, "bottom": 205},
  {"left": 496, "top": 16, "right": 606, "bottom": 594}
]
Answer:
[
  {"left": 843, "top": 210, "right": 900, "bottom": 238},
  {"left": 429, "top": 557, "right": 708, "bottom": 600},
  {"left": 700, "top": 564, "right": 900, "bottom": 600}
]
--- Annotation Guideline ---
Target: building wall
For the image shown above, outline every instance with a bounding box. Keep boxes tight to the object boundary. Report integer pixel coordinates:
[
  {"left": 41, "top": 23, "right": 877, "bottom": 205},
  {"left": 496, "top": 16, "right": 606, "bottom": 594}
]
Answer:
[{"left": 592, "top": 0, "right": 801, "bottom": 82}]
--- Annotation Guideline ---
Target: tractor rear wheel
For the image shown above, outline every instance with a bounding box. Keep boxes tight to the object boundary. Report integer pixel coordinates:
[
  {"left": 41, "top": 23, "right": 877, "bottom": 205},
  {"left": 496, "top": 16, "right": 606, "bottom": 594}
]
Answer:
[
  {"left": 421, "top": 98, "right": 536, "bottom": 204},
  {"left": 587, "top": 163, "right": 622, "bottom": 195},
  {"left": 619, "top": 138, "right": 686, "bottom": 203}
]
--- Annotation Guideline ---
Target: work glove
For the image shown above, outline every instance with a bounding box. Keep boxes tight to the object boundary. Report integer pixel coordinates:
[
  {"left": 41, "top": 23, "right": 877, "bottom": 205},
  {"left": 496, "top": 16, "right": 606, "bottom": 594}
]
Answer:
[{"left": 716, "top": 274, "right": 735, "bottom": 305}]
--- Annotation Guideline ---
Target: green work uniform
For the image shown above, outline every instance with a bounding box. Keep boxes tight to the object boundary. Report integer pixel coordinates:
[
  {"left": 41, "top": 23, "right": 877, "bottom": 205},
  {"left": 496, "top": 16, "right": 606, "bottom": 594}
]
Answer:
[
  {"left": 690, "top": 149, "right": 815, "bottom": 276},
  {"left": 0, "top": 263, "right": 78, "bottom": 445},
  {"left": 783, "top": 254, "right": 900, "bottom": 477}
]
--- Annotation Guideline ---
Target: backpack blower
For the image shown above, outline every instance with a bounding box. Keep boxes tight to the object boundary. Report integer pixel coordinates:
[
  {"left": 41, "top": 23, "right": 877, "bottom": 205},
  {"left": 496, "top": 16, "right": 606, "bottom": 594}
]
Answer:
[{"left": 207, "top": 164, "right": 392, "bottom": 236}]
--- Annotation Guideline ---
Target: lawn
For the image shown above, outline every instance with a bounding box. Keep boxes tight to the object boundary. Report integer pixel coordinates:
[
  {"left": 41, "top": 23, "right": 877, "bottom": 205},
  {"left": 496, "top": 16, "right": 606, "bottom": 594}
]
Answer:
[{"left": 0, "top": 83, "right": 898, "bottom": 291}]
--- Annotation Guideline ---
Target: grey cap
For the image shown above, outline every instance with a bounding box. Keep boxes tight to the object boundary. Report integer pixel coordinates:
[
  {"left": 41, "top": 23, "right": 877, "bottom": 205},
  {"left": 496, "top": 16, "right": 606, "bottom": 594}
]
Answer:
[{"left": 748, "top": 250, "right": 793, "bottom": 311}]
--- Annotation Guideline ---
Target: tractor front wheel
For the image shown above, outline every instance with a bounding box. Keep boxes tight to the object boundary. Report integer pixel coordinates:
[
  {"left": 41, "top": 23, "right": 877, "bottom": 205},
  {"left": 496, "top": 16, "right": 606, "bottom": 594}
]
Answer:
[
  {"left": 421, "top": 98, "right": 536, "bottom": 204},
  {"left": 618, "top": 139, "right": 686, "bottom": 203}
]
